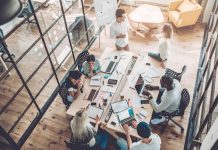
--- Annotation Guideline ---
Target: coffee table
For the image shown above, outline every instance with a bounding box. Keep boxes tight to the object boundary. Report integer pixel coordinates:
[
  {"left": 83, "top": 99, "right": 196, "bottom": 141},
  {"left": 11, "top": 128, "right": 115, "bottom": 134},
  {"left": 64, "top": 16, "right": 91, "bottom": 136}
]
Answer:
[{"left": 129, "top": 4, "right": 164, "bottom": 36}]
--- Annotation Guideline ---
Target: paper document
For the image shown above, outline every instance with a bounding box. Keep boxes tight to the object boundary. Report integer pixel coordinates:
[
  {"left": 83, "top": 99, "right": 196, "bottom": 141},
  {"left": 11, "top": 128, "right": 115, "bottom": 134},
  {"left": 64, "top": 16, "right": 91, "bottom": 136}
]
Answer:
[
  {"left": 86, "top": 105, "right": 104, "bottom": 119},
  {"left": 90, "top": 75, "right": 102, "bottom": 86}
]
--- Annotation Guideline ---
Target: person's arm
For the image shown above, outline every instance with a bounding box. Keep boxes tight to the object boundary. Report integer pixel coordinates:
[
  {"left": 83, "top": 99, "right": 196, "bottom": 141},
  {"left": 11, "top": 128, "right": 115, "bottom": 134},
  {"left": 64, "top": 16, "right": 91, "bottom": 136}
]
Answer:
[
  {"left": 150, "top": 94, "right": 172, "bottom": 113},
  {"left": 123, "top": 124, "right": 132, "bottom": 150},
  {"left": 94, "top": 115, "right": 101, "bottom": 132},
  {"left": 94, "top": 60, "right": 101, "bottom": 74}
]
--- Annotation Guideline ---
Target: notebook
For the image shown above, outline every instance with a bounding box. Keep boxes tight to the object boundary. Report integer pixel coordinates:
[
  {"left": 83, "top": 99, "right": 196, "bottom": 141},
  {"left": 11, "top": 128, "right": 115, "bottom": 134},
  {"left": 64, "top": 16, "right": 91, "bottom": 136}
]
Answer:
[{"left": 86, "top": 105, "right": 104, "bottom": 120}]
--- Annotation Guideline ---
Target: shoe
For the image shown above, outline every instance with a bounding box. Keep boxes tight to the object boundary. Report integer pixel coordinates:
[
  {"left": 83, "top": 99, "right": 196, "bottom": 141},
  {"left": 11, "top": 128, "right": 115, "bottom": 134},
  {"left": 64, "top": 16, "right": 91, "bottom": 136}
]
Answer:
[{"left": 150, "top": 116, "right": 166, "bottom": 125}]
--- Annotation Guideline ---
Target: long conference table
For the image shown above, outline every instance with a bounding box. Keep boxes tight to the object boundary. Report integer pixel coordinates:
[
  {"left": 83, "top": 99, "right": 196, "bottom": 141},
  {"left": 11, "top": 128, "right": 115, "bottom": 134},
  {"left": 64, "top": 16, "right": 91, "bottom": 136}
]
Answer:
[{"left": 66, "top": 47, "right": 162, "bottom": 138}]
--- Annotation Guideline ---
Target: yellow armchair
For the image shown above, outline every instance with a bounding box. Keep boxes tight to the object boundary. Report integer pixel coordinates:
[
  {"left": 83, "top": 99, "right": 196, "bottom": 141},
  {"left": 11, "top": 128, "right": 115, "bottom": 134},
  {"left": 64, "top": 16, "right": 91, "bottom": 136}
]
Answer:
[{"left": 168, "top": 0, "right": 202, "bottom": 28}]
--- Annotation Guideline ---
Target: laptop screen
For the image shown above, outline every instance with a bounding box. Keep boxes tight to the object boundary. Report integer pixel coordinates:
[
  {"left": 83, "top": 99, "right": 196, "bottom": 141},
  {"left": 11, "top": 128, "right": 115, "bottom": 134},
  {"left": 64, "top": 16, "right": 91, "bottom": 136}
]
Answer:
[
  {"left": 111, "top": 100, "right": 129, "bottom": 113},
  {"left": 117, "top": 107, "right": 134, "bottom": 122},
  {"left": 135, "top": 75, "right": 145, "bottom": 95}
]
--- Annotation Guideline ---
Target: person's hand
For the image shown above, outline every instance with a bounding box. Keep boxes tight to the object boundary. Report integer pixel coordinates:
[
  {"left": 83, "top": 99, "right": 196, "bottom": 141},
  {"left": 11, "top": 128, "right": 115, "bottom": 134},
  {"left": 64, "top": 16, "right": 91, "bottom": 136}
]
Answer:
[
  {"left": 131, "top": 121, "right": 138, "bottom": 129},
  {"left": 89, "top": 64, "right": 94, "bottom": 71},
  {"left": 123, "top": 124, "right": 129, "bottom": 133},
  {"left": 96, "top": 115, "right": 101, "bottom": 125}
]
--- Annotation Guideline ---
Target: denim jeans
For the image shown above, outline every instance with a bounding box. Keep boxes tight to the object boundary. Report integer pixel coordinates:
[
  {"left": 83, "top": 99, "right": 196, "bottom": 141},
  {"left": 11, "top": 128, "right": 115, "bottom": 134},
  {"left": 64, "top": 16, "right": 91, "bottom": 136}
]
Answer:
[
  {"left": 95, "top": 131, "right": 109, "bottom": 150},
  {"left": 148, "top": 52, "right": 162, "bottom": 62},
  {"left": 151, "top": 88, "right": 165, "bottom": 119},
  {"left": 116, "top": 137, "right": 128, "bottom": 150}
]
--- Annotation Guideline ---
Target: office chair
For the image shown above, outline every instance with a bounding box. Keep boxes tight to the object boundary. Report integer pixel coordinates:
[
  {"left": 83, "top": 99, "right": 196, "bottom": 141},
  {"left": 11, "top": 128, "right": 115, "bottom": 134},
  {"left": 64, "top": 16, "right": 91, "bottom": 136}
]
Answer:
[
  {"left": 161, "top": 88, "right": 190, "bottom": 133},
  {"left": 165, "top": 65, "right": 187, "bottom": 82},
  {"left": 59, "top": 81, "right": 71, "bottom": 109},
  {"left": 17, "top": 2, "right": 36, "bottom": 26},
  {"left": 76, "top": 51, "right": 89, "bottom": 76},
  {"left": 0, "top": 29, "right": 15, "bottom": 63}
]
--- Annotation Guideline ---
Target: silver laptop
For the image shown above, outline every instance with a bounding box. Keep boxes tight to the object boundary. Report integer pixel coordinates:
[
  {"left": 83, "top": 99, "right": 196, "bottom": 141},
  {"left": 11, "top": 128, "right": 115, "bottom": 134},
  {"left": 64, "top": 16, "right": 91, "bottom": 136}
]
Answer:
[{"left": 116, "top": 107, "right": 136, "bottom": 126}]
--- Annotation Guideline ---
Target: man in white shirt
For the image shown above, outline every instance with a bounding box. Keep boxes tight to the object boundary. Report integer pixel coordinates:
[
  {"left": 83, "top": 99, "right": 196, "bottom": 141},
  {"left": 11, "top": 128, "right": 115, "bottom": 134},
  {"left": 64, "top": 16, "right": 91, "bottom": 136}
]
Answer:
[
  {"left": 110, "top": 9, "right": 130, "bottom": 51},
  {"left": 116, "top": 122, "right": 161, "bottom": 150},
  {"left": 150, "top": 75, "right": 182, "bottom": 125}
]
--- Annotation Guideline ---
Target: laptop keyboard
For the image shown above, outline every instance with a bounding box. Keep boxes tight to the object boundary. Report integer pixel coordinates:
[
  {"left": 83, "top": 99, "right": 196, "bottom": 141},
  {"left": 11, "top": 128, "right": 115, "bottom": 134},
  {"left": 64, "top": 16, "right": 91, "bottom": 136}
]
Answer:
[
  {"left": 106, "top": 61, "right": 115, "bottom": 73},
  {"left": 87, "top": 89, "right": 97, "bottom": 101},
  {"left": 120, "top": 117, "right": 136, "bottom": 125}
]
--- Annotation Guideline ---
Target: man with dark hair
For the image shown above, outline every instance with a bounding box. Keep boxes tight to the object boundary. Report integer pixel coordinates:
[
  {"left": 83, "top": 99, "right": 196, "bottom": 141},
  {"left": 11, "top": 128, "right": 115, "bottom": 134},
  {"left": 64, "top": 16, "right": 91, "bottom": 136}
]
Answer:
[
  {"left": 82, "top": 54, "right": 101, "bottom": 77},
  {"left": 150, "top": 75, "right": 182, "bottom": 125},
  {"left": 116, "top": 122, "right": 161, "bottom": 150},
  {"left": 110, "top": 8, "right": 130, "bottom": 51},
  {"left": 66, "top": 70, "right": 83, "bottom": 102}
]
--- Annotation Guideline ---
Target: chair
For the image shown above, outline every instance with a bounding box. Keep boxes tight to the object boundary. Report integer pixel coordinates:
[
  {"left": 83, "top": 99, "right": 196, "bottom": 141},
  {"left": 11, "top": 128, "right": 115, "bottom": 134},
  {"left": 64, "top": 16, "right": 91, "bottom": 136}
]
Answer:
[
  {"left": 168, "top": 0, "right": 202, "bottom": 28},
  {"left": 17, "top": 2, "right": 36, "bottom": 26},
  {"left": 59, "top": 81, "right": 71, "bottom": 109},
  {"left": 161, "top": 88, "right": 190, "bottom": 133},
  {"left": 165, "top": 65, "right": 187, "bottom": 82},
  {"left": 76, "top": 51, "right": 89, "bottom": 75}
]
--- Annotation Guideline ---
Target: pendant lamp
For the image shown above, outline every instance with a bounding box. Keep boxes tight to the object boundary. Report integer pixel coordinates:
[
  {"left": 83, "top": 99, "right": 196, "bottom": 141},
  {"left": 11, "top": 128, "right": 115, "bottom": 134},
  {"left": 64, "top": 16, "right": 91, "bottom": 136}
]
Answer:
[{"left": 0, "top": 0, "right": 22, "bottom": 25}]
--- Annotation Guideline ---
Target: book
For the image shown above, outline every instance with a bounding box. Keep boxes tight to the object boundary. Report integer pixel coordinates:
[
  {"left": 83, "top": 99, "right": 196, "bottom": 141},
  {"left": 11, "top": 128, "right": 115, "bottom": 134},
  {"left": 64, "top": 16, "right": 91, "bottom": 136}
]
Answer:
[{"left": 90, "top": 75, "right": 102, "bottom": 87}]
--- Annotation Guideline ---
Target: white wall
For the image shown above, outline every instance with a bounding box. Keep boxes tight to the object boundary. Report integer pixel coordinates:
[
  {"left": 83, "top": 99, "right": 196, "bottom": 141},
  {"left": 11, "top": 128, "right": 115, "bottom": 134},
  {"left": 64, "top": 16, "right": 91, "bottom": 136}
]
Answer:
[{"left": 202, "top": 0, "right": 215, "bottom": 23}]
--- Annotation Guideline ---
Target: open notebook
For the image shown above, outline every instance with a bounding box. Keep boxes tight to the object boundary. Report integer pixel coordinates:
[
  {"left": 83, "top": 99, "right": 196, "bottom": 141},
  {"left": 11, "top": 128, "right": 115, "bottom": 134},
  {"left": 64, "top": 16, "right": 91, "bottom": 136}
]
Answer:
[{"left": 86, "top": 105, "right": 104, "bottom": 120}]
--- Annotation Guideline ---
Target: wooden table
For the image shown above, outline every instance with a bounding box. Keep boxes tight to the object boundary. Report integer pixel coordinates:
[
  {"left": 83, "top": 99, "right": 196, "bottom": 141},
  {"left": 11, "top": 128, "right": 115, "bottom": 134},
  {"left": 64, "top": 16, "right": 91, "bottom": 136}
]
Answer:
[
  {"left": 129, "top": 4, "right": 164, "bottom": 36},
  {"left": 67, "top": 47, "right": 163, "bottom": 138}
]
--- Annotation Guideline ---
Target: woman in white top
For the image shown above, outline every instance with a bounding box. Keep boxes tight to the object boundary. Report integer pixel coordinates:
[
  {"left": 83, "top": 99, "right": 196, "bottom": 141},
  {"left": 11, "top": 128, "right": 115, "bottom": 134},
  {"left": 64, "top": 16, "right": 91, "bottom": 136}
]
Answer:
[{"left": 148, "top": 23, "right": 173, "bottom": 68}]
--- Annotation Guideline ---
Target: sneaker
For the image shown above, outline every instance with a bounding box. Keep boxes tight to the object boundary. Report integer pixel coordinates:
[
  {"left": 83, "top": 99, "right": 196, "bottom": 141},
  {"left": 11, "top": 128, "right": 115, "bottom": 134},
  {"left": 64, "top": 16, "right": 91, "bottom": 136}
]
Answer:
[{"left": 150, "top": 116, "right": 166, "bottom": 125}]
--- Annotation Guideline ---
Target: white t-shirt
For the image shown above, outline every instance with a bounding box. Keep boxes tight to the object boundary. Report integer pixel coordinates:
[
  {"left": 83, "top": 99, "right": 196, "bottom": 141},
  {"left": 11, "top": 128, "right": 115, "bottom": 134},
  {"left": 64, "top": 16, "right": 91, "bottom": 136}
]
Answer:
[
  {"left": 130, "top": 134, "right": 161, "bottom": 150},
  {"left": 150, "top": 79, "right": 182, "bottom": 113},
  {"left": 158, "top": 37, "right": 171, "bottom": 60},
  {"left": 110, "top": 18, "right": 129, "bottom": 47}
]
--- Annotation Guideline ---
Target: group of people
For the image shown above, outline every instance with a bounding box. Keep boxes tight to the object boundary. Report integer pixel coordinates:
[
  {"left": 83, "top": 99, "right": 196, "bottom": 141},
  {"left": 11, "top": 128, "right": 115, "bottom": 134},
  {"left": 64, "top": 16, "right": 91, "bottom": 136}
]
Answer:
[
  {"left": 65, "top": 8, "right": 182, "bottom": 150},
  {"left": 110, "top": 8, "right": 173, "bottom": 68}
]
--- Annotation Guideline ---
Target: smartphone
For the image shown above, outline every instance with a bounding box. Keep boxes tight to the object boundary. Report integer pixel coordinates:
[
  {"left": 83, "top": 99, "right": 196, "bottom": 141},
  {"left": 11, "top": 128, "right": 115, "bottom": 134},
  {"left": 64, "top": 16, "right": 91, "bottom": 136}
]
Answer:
[
  {"left": 146, "top": 62, "right": 150, "bottom": 66},
  {"left": 141, "top": 100, "right": 149, "bottom": 104},
  {"left": 114, "top": 56, "right": 118, "bottom": 59},
  {"left": 108, "top": 79, "right": 117, "bottom": 85},
  {"left": 91, "top": 102, "right": 97, "bottom": 106},
  {"left": 111, "top": 121, "right": 116, "bottom": 126}
]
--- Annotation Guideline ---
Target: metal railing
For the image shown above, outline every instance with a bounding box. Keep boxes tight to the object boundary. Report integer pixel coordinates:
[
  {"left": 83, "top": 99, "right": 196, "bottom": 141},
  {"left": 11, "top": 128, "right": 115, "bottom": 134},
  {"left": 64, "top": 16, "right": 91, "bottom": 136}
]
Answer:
[{"left": 184, "top": 0, "right": 218, "bottom": 149}]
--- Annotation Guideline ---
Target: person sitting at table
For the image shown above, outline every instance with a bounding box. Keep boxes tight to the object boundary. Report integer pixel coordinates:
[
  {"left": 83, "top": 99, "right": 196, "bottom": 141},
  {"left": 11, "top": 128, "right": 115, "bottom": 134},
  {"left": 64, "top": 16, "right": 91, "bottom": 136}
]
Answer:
[
  {"left": 110, "top": 8, "right": 130, "bottom": 51},
  {"left": 150, "top": 75, "right": 182, "bottom": 125},
  {"left": 148, "top": 23, "right": 173, "bottom": 68},
  {"left": 82, "top": 54, "right": 101, "bottom": 77},
  {"left": 115, "top": 121, "right": 161, "bottom": 150},
  {"left": 70, "top": 110, "right": 109, "bottom": 150},
  {"left": 66, "top": 70, "right": 83, "bottom": 103}
]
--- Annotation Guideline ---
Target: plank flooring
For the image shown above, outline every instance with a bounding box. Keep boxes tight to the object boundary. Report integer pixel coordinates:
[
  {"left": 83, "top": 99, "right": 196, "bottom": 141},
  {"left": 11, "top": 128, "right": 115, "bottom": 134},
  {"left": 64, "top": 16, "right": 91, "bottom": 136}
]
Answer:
[{"left": 0, "top": 4, "right": 204, "bottom": 150}]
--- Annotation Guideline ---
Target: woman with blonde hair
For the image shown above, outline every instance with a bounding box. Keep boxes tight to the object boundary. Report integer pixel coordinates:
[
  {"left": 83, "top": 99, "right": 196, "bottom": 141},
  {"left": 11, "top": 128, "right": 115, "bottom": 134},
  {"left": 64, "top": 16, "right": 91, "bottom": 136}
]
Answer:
[
  {"left": 148, "top": 23, "right": 173, "bottom": 68},
  {"left": 69, "top": 109, "right": 108, "bottom": 150}
]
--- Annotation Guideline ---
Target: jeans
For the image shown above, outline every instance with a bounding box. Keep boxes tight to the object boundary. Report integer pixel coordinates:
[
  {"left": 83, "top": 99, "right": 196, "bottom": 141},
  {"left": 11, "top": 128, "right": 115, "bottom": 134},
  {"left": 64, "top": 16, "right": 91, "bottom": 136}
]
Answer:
[
  {"left": 95, "top": 131, "right": 109, "bottom": 150},
  {"left": 67, "top": 95, "right": 74, "bottom": 103},
  {"left": 116, "top": 138, "right": 128, "bottom": 150},
  {"left": 148, "top": 52, "right": 162, "bottom": 62},
  {"left": 151, "top": 88, "right": 165, "bottom": 119}
]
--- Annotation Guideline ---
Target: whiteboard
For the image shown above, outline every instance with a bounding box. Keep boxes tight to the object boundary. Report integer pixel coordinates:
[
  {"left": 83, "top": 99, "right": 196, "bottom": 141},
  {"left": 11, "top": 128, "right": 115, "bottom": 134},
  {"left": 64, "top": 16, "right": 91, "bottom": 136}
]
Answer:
[{"left": 94, "top": 0, "right": 117, "bottom": 26}]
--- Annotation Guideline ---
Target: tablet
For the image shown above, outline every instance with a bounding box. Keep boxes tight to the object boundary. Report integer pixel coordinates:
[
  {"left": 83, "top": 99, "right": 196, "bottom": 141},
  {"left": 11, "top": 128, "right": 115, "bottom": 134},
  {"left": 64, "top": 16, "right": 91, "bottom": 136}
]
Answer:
[{"left": 86, "top": 105, "right": 104, "bottom": 120}]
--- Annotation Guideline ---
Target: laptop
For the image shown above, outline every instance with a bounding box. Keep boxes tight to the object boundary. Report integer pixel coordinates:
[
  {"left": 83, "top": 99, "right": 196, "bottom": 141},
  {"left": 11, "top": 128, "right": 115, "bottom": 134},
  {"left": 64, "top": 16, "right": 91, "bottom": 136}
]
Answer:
[
  {"left": 101, "top": 55, "right": 119, "bottom": 74},
  {"left": 135, "top": 75, "right": 152, "bottom": 100},
  {"left": 116, "top": 107, "right": 136, "bottom": 126},
  {"left": 111, "top": 100, "right": 129, "bottom": 113}
]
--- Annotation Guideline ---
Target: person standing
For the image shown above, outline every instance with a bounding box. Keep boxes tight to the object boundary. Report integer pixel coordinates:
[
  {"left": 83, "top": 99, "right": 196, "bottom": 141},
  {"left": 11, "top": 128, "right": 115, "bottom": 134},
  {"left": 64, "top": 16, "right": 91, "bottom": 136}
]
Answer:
[{"left": 110, "top": 8, "right": 130, "bottom": 51}]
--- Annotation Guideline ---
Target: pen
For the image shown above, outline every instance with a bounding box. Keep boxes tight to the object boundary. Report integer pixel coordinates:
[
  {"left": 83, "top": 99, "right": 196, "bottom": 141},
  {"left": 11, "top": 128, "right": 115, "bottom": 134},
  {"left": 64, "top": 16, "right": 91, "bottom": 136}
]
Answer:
[
  {"left": 136, "top": 114, "right": 141, "bottom": 119},
  {"left": 139, "top": 113, "right": 146, "bottom": 118}
]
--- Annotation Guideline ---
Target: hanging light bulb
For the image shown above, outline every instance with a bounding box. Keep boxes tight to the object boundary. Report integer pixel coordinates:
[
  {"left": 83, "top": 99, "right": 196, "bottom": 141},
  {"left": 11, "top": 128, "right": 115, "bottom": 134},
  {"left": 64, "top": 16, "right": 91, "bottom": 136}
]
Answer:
[{"left": 0, "top": 0, "right": 22, "bottom": 25}]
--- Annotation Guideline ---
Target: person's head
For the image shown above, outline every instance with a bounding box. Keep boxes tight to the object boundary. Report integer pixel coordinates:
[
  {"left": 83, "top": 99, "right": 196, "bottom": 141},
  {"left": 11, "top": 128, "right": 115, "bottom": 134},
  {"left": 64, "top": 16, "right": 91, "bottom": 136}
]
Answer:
[
  {"left": 160, "top": 75, "right": 174, "bottom": 90},
  {"left": 162, "top": 23, "right": 173, "bottom": 39},
  {"left": 69, "top": 70, "right": 82, "bottom": 84},
  {"left": 137, "top": 122, "right": 151, "bottom": 139},
  {"left": 116, "top": 9, "right": 126, "bottom": 23},
  {"left": 71, "top": 110, "right": 93, "bottom": 140},
  {"left": 86, "top": 54, "right": 96, "bottom": 66}
]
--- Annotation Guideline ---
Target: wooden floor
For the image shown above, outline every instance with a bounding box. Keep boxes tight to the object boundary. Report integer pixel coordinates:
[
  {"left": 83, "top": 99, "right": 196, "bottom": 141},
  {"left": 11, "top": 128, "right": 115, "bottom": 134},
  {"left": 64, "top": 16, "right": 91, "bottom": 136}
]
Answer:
[{"left": 0, "top": 4, "right": 204, "bottom": 150}]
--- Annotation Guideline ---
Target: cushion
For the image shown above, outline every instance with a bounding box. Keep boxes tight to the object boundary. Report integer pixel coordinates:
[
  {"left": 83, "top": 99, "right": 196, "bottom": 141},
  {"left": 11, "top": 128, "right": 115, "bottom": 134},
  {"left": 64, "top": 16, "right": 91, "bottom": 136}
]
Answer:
[{"left": 177, "top": 0, "right": 198, "bottom": 12}]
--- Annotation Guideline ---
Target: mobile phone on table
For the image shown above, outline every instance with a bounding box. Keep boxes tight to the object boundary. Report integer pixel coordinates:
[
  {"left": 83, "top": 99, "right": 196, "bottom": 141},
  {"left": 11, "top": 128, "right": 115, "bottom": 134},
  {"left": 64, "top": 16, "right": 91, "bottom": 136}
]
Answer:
[
  {"left": 111, "top": 121, "right": 116, "bottom": 126},
  {"left": 141, "top": 99, "right": 149, "bottom": 104}
]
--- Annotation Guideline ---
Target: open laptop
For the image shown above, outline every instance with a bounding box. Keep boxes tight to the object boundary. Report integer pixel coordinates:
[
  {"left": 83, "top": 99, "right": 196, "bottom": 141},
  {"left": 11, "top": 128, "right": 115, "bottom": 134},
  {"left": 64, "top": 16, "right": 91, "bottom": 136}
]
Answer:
[
  {"left": 101, "top": 55, "right": 120, "bottom": 74},
  {"left": 111, "top": 100, "right": 129, "bottom": 113},
  {"left": 135, "top": 75, "right": 152, "bottom": 100},
  {"left": 116, "top": 107, "right": 136, "bottom": 126}
]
